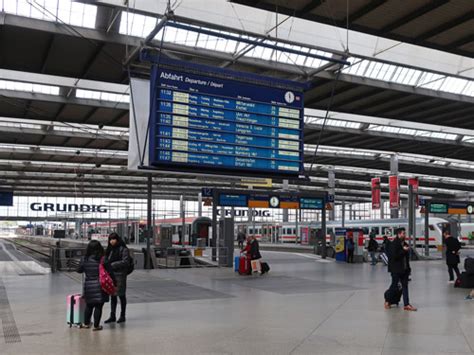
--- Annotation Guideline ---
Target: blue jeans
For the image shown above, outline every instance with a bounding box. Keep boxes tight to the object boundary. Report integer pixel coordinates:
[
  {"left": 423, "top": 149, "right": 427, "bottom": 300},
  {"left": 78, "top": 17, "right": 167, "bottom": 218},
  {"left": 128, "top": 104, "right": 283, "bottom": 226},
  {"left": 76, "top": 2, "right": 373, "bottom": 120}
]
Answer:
[
  {"left": 390, "top": 272, "right": 410, "bottom": 306},
  {"left": 370, "top": 252, "right": 377, "bottom": 265}
]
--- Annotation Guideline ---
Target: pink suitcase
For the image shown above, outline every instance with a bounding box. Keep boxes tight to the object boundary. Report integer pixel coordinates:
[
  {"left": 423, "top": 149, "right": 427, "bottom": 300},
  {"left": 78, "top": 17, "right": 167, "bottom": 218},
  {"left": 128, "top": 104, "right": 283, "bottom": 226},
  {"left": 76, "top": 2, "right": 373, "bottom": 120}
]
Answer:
[{"left": 67, "top": 294, "right": 86, "bottom": 327}]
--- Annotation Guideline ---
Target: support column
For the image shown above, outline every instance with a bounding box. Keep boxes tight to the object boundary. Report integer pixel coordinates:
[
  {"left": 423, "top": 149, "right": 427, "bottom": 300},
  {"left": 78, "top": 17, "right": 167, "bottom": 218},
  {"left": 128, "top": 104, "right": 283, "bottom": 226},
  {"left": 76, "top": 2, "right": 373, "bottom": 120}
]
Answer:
[
  {"left": 180, "top": 195, "right": 185, "bottom": 246},
  {"left": 381, "top": 199, "right": 385, "bottom": 219},
  {"left": 328, "top": 168, "right": 335, "bottom": 221},
  {"left": 390, "top": 155, "right": 399, "bottom": 219},
  {"left": 198, "top": 192, "right": 202, "bottom": 217},
  {"left": 349, "top": 204, "right": 353, "bottom": 221},
  {"left": 321, "top": 205, "right": 327, "bottom": 259},
  {"left": 341, "top": 200, "right": 346, "bottom": 228},
  {"left": 424, "top": 201, "right": 430, "bottom": 256},
  {"left": 282, "top": 180, "right": 289, "bottom": 222},
  {"left": 146, "top": 175, "right": 152, "bottom": 269}
]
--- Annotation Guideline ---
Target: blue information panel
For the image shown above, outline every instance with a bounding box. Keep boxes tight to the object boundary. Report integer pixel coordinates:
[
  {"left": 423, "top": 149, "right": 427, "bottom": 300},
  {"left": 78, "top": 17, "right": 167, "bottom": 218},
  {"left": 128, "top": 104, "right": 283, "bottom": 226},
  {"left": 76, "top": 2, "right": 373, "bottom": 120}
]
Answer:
[
  {"left": 300, "top": 198, "right": 324, "bottom": 209},
  {"left": 149, "top": 66, "right": 304, "bottom": 177},
  {"left": 0, "top": 191, "right": 13, "bottom": 206},
  {"left": 219, "top": 194, "right": 248, "bottom": 207}
]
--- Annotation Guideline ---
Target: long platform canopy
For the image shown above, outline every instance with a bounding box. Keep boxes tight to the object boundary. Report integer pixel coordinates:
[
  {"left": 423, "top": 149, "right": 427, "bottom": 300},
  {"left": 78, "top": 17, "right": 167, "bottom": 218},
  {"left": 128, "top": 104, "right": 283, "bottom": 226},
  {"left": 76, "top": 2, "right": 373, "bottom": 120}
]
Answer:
[{"left": 0, "top": 0, "right": 472, "bottom": 203}]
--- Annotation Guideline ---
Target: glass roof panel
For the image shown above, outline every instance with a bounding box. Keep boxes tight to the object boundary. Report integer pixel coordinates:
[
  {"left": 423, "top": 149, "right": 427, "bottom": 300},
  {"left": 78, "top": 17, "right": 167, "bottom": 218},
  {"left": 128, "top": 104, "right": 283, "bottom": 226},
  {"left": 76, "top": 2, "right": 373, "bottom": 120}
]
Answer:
[
  {"left": 76, "top": 89, "right": 129, "bottom": 103},
  {"left": 3, "top": 0, "right": 97, "bottom": 29},
  {"left": 343, "top": 56, "right": 473, "bottom": 98},
  {"left": 0, "top": 79, "right": 59, "bottom": 95}
]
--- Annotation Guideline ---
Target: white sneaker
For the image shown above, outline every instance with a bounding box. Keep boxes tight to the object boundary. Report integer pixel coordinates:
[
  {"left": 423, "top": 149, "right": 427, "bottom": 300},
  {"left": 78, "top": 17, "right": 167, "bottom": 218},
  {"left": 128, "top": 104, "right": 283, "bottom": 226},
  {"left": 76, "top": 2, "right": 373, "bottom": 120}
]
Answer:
[{"left": 448, "top": 280, "right": 455, "bottom": 284}]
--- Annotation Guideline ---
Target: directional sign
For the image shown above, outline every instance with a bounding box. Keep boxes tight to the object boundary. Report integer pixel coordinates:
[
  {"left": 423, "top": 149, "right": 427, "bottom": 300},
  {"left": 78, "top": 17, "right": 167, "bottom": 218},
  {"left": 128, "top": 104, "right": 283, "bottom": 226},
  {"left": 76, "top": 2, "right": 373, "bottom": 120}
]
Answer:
[{"left": 201, "top": 188, "right": 213, "bottom": 198}]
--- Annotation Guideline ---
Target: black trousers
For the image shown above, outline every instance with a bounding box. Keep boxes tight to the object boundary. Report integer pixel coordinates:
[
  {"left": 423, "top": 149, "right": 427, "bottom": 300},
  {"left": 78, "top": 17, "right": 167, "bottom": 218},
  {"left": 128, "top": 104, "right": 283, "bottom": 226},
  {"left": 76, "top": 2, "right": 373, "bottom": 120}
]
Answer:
[
  {"left": 110, "top": 295, "right": 127, "bottom": 316},
  {"left": 447, "top": 264, "right": 461, "bottom": 281},
  {"left": 347, "top": 250, "right": 354, "bottom": 263},
  {"left": 85, "top": 303, "right": 104, "bottom": 328},
  {"left": 390, "top": 272, "right": 410, "bottom": 306},
  {"left": 238, "top": 241, "right": 244, "bottom": 249}
]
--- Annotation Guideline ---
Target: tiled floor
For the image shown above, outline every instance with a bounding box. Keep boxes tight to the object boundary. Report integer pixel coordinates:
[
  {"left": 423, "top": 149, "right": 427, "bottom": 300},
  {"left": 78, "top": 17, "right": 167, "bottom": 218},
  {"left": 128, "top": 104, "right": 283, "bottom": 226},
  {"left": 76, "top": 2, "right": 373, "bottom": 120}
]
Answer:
[{"left": 0, "top": 244, "right": 473, "bottom": 354}]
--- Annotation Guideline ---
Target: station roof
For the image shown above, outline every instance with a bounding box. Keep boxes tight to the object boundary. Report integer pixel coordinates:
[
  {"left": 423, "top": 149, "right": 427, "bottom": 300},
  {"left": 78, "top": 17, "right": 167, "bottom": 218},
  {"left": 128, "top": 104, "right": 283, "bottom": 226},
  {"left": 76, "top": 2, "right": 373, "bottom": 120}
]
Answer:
[
  {"left": 230, "top": 0, "right": 474, "bottom": 58},
  {"left": 0, "top": 0, "right": 472, "bottom": 204}
]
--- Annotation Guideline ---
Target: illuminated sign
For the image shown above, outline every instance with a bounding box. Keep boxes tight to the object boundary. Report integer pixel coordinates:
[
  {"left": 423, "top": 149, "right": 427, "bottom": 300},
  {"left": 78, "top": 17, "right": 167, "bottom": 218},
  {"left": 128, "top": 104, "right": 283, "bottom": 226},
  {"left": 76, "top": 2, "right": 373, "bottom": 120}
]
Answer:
[{"left": 30, "top": 203, "right": 108, "bottom": 213}]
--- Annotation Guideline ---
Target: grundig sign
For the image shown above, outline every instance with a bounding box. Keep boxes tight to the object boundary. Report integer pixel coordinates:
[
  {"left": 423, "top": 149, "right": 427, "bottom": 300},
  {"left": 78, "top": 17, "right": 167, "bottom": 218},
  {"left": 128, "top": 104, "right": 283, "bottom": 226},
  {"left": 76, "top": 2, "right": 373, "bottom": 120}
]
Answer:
[{"left": 30, "top": 203, "right": 108, "bottom": 213}]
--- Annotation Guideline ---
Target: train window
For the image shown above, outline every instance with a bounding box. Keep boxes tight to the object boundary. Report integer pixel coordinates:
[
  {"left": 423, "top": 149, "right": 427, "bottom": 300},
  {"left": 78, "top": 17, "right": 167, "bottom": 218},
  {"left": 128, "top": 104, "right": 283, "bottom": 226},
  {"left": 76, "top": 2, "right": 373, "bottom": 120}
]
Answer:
[
  {"left": 326, "top": 228, "right": 333, "bottom": 234},
  {"left": 382, "top": 227, "right": 393, "bottom": 236},
  {"left": 292, "top": 228, "right": 296, "bottom": 235},
  {"left": 361, "top": 227, "right": 369, "bottom": 234},
  {"left": 429, "top": 225, "right": 435, "bottom": 231},
  {"left": 370, "top": 227, "right": 380, "bottom": 234}
]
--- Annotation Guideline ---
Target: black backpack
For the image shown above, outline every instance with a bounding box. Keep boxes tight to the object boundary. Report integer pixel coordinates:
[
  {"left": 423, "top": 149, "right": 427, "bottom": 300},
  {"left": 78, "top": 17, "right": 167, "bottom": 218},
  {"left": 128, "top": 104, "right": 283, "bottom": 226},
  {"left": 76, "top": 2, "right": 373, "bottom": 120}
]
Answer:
[{"left": 127, "top": 248, "right": 135, "bottom": 275}]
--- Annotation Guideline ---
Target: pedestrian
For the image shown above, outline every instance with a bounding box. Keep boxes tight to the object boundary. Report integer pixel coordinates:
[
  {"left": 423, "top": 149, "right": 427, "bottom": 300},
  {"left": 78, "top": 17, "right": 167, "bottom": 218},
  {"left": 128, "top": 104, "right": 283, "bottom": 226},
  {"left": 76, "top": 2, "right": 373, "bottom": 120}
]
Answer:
[
  {"left": 385, "top": 228, "right": 417, "bottom": 311},
  {"left": 444, "top": 230, "right": 461, "bottom": 283},
  {"left": 249, "top": 235, "right": 262, "bottom": 274},
  {"left": 237, "top": 231, "right": 246, "bottom": 249},
  {"left": 76, "top": 240, "right": 114, "bottom": 331},
  {"left": 465, "top": 290, "right": 474, "bottom": 300},
  {"left": 367, "top": 234, "right": 379, "bottom": 265},
  {"left": 346, "top": 237, "right": 355, "bottom": 263},
  {"left": 104, "top": 233, "right": 130, "bottom": 324}
]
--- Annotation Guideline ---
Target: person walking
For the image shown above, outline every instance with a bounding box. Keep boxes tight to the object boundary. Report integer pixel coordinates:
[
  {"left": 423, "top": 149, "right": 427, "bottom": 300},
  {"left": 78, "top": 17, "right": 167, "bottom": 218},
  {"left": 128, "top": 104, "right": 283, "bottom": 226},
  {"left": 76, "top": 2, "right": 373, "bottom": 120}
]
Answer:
[
  {"left": 76, "top": 240, "right": 114, "bottom": 331},
  {"left": 444, "top": 230, "right": 461, "bottom": 283},
  {"left": 237, "top": 231, "right": 246, "bottom": 250},
  {"left": 385, "top": 228, "right": 417, "bottom": 311},
  {"left": 368, "top": 234, "right": 379, "bottom": 265},
  {"left": 104, "top": 233, "right": 130, "bottom": 324},
  {"left": 346, "top": 237, "right": 355, "bottom": 263}
]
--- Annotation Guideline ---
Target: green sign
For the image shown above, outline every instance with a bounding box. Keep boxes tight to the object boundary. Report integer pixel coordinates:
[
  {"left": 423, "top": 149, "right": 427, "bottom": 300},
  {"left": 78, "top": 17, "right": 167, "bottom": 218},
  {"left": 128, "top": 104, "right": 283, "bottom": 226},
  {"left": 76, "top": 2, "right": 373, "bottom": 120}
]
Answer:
[{"left": 429, "top": 203, "right": 448, "bottom": 214}]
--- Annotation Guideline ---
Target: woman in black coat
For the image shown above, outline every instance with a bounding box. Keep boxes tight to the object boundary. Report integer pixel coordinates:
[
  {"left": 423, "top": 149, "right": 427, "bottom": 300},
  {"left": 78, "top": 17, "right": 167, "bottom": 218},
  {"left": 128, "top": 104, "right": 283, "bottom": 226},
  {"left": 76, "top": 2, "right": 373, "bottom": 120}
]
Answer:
[
  {"left": 444, "top": 230, "right": 461, "bottom": 282},
  {"left": 76, "top": 240, "right": 113, "bottom": 330},
  {"left": 104, "top": 233, "right": 130, "bottom": 324}
]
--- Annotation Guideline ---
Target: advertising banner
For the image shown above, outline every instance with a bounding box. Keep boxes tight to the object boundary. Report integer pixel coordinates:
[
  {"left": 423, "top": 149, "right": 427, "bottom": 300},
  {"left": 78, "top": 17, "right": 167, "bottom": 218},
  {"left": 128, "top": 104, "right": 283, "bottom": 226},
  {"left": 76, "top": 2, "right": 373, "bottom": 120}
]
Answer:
[
  {"left": 371, "top": 178, "right": 381, "bottom": 209},
  {"left": 389, "top": 175, "right": 400, "bottom": 209}
]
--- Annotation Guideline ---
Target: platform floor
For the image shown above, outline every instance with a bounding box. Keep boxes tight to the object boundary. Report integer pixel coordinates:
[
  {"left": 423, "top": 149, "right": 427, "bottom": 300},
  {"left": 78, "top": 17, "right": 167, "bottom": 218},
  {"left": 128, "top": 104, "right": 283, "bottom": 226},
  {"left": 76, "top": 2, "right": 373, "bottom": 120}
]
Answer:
[{"left": 0, "top": 240, "right": 473, "bottom": 355}]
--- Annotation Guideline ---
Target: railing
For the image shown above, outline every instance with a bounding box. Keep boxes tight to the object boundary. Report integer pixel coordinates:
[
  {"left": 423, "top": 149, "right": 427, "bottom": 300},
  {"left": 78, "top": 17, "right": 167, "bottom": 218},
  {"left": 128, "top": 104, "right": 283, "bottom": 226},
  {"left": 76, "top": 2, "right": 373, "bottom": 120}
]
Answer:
[{"left": 154, "top": 247, "right": 230, "bottom": 269}]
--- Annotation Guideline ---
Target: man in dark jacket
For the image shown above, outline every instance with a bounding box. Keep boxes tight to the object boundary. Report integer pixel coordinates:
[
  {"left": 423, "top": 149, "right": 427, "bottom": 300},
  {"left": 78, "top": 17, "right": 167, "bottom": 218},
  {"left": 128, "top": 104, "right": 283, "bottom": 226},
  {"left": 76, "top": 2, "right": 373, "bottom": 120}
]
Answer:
[
  {"left": 444, "top": 230, "right": 461, "bottom": 283},
  {"left": 386, "top": 228, "right": 417, "bottom": 311},
  {"left": 367, "top": 234, "right": 379, "bottom": 265}
]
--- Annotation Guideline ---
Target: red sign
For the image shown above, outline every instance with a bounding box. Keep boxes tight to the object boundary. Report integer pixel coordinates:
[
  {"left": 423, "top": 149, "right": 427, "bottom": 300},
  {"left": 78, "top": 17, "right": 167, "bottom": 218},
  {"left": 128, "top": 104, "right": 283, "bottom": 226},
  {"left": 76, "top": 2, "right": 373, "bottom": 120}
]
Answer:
[
  {"left": 408, "top": 177, "right": 419, "bottom": 207},
  {"left": 389, "top": 175, "right": 400, "bottom": 209},
  {"left": 371, "top": 178, "right": 381, "bottom": 209}
]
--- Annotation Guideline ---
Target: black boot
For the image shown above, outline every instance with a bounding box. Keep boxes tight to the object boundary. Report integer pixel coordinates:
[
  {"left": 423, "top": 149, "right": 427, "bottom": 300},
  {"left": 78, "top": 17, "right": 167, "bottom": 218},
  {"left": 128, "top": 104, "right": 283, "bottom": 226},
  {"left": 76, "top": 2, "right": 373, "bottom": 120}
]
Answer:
[
  {"left": 117, "top": 314, "right": 126, "bottom": 323},
  {"left": 104, "top": 314, "right": 116, "bottom": 324}
]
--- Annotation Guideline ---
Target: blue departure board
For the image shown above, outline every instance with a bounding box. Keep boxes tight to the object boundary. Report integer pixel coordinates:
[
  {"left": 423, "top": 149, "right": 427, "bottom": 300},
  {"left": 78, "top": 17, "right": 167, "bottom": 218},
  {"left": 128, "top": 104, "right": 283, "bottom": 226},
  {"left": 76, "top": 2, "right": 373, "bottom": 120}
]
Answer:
[
  {"left": 219, "top": 194, "right": 248, "bottom": 207},
  {"left": 149, "top": 64, "right": 304, "bottom": 177},
  {"left": 300, "top": 198, "right": 324, "bottom": 209},
  {"left": 0, "top": 191, "right": 13, "bottom": 206}
]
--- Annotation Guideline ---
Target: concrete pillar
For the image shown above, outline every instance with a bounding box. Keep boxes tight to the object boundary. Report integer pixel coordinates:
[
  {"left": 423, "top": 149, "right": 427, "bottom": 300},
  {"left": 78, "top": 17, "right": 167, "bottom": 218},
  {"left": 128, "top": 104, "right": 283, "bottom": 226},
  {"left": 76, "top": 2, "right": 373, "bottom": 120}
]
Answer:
[
  {"left": 380, "top": 199, "right": 385, "bottom": 219},
  {"left": 390, "top": 155, "right": 399, "bottom": 219},
  {"left": 328, "top": 168, "right": 335, "bottom": 221},
  {"left": 198, "top": 192, "right": 202, "bottom": 217},
  {"left": 349, "top": 204, "right": 353, "bottom": 221},
  {"left": 341, "top": 200, "right": 346, "bottom": 228},
  {"left": 282, "top": 180, "right": 289, "bottom": 222}
]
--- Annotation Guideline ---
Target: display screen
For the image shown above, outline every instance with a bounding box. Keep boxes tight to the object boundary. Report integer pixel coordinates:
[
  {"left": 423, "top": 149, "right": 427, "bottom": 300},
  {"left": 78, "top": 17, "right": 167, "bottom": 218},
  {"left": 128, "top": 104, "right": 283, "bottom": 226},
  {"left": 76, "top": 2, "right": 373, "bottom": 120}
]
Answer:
[
  {"left": 429, "top": 203, "right": 448, "bottom": 214},
  {"left": 149, "top": 67, "right": 304, "bottom": 177},
  {"left": 300, "top": 197, "right": 324, "bottom": 209},
  {"left": 218, "top": 194, "right": 248, "bottom": 207}
]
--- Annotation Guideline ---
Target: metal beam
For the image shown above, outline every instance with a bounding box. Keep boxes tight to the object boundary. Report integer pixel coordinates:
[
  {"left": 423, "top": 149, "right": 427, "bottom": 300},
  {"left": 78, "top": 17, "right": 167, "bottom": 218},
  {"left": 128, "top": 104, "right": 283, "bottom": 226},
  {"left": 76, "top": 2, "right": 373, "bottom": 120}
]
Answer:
[{"left": 347, "top": 0, "right": 388, "bottom": 22}]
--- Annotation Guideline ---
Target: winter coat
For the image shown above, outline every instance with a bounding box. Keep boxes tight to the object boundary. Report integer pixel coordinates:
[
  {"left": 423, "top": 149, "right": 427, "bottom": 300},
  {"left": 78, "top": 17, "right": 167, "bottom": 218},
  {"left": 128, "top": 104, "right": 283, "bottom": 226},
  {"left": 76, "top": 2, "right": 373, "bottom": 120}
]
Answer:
[
  {"left": 106, "top": 246, "right": 130, "bottom": 297},
  {"left": 249, "top": 239, "right": 262, "bottom": 260},
  {"left": 368, "top": 238, "right": 379, "bottom": 252},
  {"left": 388, "top": 237, "right": 409, "bottom": 274},
  {"left": 445, "top": 237, "right": 461, "bottom": 266},
  {"left": 77, "top": 256, "right": 112, "bottom": 304}
]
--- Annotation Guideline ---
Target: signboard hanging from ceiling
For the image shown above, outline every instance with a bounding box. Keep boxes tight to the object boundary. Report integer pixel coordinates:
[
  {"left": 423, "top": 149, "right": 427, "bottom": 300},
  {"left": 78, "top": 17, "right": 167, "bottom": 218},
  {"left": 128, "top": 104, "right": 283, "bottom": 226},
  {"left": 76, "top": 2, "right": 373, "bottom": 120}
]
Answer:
[{"left": 128, "top": 57, "right": 306, "bottom": 178}]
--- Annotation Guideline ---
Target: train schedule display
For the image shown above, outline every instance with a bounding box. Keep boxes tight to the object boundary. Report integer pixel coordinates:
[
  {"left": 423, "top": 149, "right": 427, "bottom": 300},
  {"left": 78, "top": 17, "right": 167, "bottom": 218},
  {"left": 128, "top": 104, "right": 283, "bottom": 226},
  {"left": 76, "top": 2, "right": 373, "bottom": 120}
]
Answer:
[{"left": 149, "top": 65, "right": 304, "bottom": 178}]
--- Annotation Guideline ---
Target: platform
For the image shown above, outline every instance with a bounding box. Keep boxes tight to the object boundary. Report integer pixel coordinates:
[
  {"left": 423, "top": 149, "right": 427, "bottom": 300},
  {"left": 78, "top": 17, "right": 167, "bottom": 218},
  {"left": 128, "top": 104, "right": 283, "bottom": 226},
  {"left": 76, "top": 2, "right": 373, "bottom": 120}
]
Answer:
[{"left": 0, "top": 240, "right": 473, "bottom": 355}]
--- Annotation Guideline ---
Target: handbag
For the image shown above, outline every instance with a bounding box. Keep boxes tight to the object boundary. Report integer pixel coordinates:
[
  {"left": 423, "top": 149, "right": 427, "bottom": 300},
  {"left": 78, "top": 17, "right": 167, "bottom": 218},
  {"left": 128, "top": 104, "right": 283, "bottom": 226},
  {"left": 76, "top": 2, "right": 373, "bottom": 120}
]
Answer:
[
  {"left": 99, "top": 257, "right": 116, "bottom": 295},
  {"left": 251, "top": 259, "right": 261, "bottom": 272}
]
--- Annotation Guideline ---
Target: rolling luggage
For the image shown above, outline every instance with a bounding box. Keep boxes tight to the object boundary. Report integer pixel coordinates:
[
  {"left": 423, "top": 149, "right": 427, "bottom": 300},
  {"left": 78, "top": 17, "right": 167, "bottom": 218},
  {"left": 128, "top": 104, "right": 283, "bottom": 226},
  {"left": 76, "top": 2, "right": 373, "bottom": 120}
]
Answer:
[
  {"left": 459, "top": 272, "right": 474, "bottom": 288},
  {"left": 261, "top": 261, "right": 270, "bottom": 274},
  {"left": 384, "top": 284, "right": 402, "bottom": 306},
  {"left": 234, "top": 256, "right": 240, "bottom": 272},
  {"left": 238, "top": 256, "right": 250, "bottom": 275},
  {"left": 465, "top": 257, "right": 474, "bottom": 275},
  {"left": 67, "top": 294, "right": 86, "bottom": 327}
]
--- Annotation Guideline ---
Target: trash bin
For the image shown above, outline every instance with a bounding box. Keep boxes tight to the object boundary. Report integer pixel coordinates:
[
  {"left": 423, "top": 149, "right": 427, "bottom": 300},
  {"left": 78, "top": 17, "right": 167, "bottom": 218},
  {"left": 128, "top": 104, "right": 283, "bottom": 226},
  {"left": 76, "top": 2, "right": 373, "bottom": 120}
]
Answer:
[{"left": 179, "top": 250, "right": 192, "bottom": 267}]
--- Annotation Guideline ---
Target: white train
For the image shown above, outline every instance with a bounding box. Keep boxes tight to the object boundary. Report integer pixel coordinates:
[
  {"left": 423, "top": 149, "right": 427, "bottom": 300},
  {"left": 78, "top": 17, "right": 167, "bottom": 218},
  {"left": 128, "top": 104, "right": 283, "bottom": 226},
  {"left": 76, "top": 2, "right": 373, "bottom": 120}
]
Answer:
[{"left": 237, "top": 217, "right": 453, "bottom": 247}]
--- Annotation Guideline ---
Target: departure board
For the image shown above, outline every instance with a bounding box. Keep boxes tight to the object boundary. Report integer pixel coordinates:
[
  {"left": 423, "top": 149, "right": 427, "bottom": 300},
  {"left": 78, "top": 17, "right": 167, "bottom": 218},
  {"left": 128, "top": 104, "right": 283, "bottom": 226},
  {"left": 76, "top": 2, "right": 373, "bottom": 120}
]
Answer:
[{"left": 149, "top": 65, "right": 304, "bottom": 177}]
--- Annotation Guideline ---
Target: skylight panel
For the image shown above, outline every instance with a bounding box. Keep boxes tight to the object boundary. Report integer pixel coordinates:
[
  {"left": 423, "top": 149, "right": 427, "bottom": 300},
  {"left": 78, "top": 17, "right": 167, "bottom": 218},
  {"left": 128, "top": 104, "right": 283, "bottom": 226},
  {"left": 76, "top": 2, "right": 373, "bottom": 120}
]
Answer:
[
  {"left": 0, "top": 79, "right": 59, "bottom": 95},
  {"left": 440, "top": 77, "right": 470, "bottom": 95},
  {"left": 5, "top": 0, "right": 97, "bottom": 29},
  {"left": 76, "top": 89, "right": 129, "bottom": 103}
]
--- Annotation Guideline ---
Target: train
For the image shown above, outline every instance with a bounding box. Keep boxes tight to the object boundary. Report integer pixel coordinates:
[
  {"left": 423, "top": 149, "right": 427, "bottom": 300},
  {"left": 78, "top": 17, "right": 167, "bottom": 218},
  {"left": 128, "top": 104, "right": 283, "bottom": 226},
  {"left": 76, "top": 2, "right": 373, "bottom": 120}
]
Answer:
[{"left": 87, "top": 216, "right": 465, "bottom": 248}]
